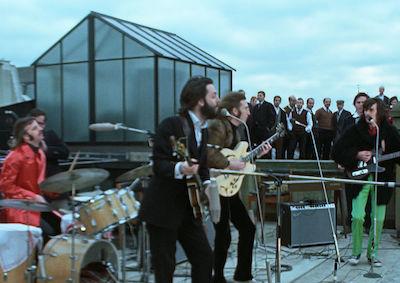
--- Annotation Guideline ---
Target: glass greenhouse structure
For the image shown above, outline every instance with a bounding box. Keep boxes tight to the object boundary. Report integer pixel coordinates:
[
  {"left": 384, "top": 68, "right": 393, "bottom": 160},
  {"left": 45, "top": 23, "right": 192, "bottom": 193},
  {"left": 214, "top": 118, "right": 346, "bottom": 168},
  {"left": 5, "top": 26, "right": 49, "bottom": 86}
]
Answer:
[{"left": 33, "top": 11, "right": 234, "bottom": 143}]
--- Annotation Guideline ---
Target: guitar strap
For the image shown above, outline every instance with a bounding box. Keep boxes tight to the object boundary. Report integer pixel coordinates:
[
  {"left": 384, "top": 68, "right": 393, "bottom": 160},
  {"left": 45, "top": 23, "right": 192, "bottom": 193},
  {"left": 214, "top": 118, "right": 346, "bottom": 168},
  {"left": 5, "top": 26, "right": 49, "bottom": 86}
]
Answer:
[{"left": 180, "top": 116, "right": 191, "bottom": 140}]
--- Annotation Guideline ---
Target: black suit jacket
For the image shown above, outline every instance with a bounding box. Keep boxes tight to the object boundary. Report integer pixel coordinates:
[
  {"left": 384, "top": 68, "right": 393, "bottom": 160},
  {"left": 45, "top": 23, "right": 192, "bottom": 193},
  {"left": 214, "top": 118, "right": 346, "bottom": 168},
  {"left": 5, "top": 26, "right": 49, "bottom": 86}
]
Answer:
[
  {"left": 44, "top": 130, "right": 69, "bottom": 177},
  {"left": 139, "top": 114, "right": 209, "bottom": 229},
  {"left": 374, "top": 95, "right": 390, "bottom": 106},
  {"left": 253, "top": 101, "right": 276, "bottom": 141},
  {"left": 332, "top": 109, "right": 352, "bottom": 142}
]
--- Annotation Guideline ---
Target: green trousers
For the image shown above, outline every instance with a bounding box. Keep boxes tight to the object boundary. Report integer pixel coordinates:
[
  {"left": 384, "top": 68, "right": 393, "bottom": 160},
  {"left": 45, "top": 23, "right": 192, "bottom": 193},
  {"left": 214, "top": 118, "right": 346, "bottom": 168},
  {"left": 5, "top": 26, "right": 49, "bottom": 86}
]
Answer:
[{"left": 351, "top": 177, "right": 386, "bottom": 258}]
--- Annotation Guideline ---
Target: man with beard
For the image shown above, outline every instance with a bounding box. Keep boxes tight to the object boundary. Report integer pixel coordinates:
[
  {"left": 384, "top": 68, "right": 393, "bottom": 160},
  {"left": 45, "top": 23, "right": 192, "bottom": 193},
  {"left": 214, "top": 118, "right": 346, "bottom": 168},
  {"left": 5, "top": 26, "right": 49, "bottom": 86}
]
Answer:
[
  {"left": 140, "top": 76, "right": 218, "bottom": 283},
  {"left": 207, "top": 92, "right": 271, "bottom": 283},
  {"left": 332, "top": 98, "right": 400, "bottom": 267}
]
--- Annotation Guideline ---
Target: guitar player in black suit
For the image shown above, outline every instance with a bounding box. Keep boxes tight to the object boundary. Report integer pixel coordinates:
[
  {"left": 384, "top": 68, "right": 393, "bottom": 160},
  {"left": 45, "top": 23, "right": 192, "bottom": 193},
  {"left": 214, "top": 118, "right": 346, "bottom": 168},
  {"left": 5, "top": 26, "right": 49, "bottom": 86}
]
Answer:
[{"left": 139, "top": 76, "right": 219, "bottom": 283}]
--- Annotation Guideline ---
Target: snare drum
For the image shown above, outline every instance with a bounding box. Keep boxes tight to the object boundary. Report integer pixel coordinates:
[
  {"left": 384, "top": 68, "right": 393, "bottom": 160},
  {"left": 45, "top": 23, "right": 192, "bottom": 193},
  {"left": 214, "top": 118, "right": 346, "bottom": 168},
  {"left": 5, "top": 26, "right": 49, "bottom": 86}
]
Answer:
[
  {"left": 118, "top": 188, "right": 140, "bottom": 219},
  {"left": 78, "top": 189, "right": 125, "bottom": 235},
  {"left": 39, "top": 235, "right": 119, "bottom": 283}
]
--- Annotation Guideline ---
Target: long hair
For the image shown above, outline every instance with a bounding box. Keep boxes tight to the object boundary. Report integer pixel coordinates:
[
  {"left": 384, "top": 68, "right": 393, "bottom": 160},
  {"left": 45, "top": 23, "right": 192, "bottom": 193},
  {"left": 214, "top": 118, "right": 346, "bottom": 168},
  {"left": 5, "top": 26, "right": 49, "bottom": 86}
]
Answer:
[
  {"left": 10, "top": 117, "right": 36, "bottom": 149},
  {"left": 218, "top": 92, "right": 246, "bottom": 114},
  {"left": 179, "top": 76, "right": 213, "bottom": 115},
  {"left": 362, "top": 98, "right": 387, "bottom": 125}
]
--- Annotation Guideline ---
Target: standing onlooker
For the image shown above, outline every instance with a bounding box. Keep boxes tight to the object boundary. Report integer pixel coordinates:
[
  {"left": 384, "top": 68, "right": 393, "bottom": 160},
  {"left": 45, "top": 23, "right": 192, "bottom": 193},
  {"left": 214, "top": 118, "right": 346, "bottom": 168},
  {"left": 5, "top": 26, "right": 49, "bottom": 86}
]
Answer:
[
  {"left": 287, "top": 98, "right": 312, "bottom": 159},
  {"left": 29, "top": 109, "right": 70, "bottom": 177},
  {"left": 305, "top": 98, "right": 317, "bottom": 159},
  {"left": 375, "top": 85, "right": 389, "bottom": 106},
  {"left": 315, "top": 98, "right": 334, "bottom": 159},
  {"left": 282, "top": 95, "right": 296, "bottom": 158},
  {"left": 272, "top": 95, "right": 287, "bottom": 159},
  {"left": 389, "top": 96, "right": 398, "bottom": 109},
  {"left": 252, "top": 91, "right": 275, "bottom": 150},
  {"left": 332, "top": 100, "right": 352, "bottom": 143}
]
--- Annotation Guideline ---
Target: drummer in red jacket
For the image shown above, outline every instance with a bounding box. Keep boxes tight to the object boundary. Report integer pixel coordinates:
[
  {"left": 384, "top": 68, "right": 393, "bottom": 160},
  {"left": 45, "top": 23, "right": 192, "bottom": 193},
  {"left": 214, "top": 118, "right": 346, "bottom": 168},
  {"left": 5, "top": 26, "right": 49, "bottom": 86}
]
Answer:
[{"left": 0, "top": 116, "right": 47, "bottom": 227}]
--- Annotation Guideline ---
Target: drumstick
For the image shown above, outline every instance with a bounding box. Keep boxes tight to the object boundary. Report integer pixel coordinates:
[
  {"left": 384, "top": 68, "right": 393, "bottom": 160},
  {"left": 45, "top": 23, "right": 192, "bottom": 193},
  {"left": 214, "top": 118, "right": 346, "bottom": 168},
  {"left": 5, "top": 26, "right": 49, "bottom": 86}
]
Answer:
[{"left": 68, "top": 151, "right": 80, "bottom": 172}]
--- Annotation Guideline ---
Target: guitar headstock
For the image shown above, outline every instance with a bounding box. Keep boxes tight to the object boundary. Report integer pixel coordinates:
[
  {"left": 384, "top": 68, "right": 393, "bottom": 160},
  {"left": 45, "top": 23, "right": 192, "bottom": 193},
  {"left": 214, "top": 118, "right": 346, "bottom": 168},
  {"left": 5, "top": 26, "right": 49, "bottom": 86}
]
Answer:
[
  {"left": 275, "top": 123, "right": 286, "bottom": 138},
  {"left": 170, "top": 136, "right": 189, "bottom": 161}
]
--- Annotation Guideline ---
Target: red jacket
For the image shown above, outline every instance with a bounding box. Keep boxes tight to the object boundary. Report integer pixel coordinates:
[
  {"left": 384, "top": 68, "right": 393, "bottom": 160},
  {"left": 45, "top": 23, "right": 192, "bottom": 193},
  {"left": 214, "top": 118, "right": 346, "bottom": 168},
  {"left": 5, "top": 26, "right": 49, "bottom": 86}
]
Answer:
[{"left": 0, "top": 143, "right": 46, "bottom": 226}]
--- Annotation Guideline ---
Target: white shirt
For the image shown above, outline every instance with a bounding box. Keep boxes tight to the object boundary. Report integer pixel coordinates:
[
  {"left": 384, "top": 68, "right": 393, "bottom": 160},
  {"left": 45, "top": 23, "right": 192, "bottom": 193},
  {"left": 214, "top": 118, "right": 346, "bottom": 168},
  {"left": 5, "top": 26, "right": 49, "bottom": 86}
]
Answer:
[
  {"left": 274, "top": 106, "right": 280, "bottom": 115},
  {"left": 323, "top": 106, "right": 331, "bottom": 113},
  {"left": 174, "top": 111, "right": 208, "bottom": 179}
]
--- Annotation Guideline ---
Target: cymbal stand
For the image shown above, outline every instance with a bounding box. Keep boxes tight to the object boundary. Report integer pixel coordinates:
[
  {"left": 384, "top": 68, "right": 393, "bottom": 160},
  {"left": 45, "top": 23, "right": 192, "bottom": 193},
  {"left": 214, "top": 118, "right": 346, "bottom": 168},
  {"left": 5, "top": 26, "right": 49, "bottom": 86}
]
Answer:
[
  {"left": 24, "top": 209, "right": 36, "bottom": 283},
  {"left": 119, "top": 222, "right": 127, "bottom": 282},
  {"left": 67, "top": 182, "right": 78, "bottom": 283}
]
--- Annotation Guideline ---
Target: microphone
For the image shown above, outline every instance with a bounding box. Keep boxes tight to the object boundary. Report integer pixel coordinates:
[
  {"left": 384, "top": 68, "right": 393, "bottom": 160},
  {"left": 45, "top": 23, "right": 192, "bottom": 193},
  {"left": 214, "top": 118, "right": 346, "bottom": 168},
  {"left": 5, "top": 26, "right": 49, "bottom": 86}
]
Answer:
[
  {"left": 220, "top": 108, "right": 231, "bottom": 117},
  {"left": 89, "top": 123, "right": 119, "bottom": 131},
  {"left": 290, "top": 118, "right": 307, "bottom": 128}
]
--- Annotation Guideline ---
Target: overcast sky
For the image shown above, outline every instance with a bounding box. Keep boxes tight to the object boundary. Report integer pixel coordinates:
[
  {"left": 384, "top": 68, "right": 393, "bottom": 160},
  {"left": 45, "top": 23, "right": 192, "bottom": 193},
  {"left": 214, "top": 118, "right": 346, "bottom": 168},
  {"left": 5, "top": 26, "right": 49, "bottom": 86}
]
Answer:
[{"left": 1, "top": 0, "right": 399, "bottom": 111}]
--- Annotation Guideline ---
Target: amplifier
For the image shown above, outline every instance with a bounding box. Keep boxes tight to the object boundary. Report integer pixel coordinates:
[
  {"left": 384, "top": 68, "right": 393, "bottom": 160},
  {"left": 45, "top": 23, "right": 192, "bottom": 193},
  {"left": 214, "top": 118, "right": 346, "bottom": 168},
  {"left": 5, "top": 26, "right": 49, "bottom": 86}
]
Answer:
[{"left": 281, "top": 202, "right": 336, "bottom": 248}]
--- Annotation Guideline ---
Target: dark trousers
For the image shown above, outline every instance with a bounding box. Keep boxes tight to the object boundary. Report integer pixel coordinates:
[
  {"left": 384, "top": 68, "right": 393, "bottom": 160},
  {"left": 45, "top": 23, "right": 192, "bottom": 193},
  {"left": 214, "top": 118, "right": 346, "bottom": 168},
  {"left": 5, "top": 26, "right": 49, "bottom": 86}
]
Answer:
[
  {"left": 318, "top": 129, "right": 334, "bottom": 159},
  {"left": 305, "top": 131, "right": 318, "bottom": 159},
  {"left": 287, "top": 131, "right": 307, "bottom": 159},
  {"left": 274, "top": 137, "right": 284, "bottom": 159},
  {"left": 213, "top": 194, "right": 256, "bottom": 283},
  {"left": 147, "top": 214, "right": 213, "bottom": 283}
]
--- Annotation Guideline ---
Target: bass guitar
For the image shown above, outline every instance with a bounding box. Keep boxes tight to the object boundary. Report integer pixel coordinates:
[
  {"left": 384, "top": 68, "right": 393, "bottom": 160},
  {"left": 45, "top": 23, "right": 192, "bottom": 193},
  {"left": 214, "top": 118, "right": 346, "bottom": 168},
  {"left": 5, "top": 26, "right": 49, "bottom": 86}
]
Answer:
[
  {"left": 346, "top": 149, "right": 400, "bottom": 179},
  {"left": 170, "top": 136, "right": 205, "bottom": 219}
]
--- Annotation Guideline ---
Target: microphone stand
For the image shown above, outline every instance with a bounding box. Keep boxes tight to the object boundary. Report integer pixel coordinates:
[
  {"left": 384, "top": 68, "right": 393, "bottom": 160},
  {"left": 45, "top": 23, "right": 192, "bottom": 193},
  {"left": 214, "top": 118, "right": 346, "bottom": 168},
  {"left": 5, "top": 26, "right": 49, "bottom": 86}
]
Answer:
[
  {"left": 363, "top": 121, "right": 382, "bottom": 279},
  {"left": 291, "top": 117, "right": 342, "bottom": 283},
  {"left": 113, "top": 123, "right": 154, "bottom": 137},
  {"left": 224, "top": 112, "right": 273, "bottom": 283}
]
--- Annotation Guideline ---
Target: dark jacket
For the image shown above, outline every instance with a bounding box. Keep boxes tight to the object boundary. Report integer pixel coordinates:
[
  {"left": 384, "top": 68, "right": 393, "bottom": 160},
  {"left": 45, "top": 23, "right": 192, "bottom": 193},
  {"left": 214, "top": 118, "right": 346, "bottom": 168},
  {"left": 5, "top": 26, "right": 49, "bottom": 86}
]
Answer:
[
  {"left": 252, "top": 101, "right": 276, "bottom": 141},
  {"left": 332, "top": 118, "right": 400, "bottom": 205},
  {"left": 44, "top": 130, "right": 69, "bottom": 177},
  {"left": 139, "top": 114, "right": 209, "bottom": 229},
  {"left": 332, "top": 109, "right": 352, "bottom": 142}
]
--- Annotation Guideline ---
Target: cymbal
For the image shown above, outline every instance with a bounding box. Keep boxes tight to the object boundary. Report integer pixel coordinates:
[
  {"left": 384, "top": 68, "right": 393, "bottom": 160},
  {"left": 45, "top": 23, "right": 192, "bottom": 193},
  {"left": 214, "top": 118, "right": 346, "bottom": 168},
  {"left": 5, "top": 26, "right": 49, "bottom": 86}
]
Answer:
[
  {"left": 0, "top": 199, "right": 53, "bottom": 212},
  {"left": 40, "top": 168, "right": 109, "bottom": 193},
  {"left": 116, "top": 164, "right": 153, "bottom": 183}
]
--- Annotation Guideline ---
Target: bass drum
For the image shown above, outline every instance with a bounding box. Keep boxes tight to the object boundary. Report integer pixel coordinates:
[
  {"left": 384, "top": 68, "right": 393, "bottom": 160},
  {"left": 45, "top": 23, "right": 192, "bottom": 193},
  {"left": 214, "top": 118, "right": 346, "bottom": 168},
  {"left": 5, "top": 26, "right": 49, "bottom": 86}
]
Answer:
[{"left": 39, "top": 235, "right": 119, "bottom": 283}]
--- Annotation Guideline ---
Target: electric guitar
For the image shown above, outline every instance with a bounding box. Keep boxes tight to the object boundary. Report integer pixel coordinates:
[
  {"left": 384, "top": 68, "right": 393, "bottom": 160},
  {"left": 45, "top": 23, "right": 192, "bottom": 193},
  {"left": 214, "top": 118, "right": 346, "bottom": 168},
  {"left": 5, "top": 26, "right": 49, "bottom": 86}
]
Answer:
[
  {"left": 170, "top": 136, "right": 205, "bottom": 219},
  {"left": 346, "top": 149, "right": 400, "bottom": 179},
  {"left": 216, "top": 123, "right": 286, "bottom": 197}
]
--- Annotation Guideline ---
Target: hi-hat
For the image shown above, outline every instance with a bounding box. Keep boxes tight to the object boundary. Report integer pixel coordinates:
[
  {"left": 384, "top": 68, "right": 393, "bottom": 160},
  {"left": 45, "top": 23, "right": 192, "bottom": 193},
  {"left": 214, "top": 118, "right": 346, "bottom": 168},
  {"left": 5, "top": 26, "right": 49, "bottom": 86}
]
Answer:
[
  {"left": 40, "top": 168, "right": 109, "bottom": 193},
  {"left": 0, "top": 199, "right": 53, "bottom": 212},
  {"left": 116, "top": 164, "right": 153, "bottom": 183}
]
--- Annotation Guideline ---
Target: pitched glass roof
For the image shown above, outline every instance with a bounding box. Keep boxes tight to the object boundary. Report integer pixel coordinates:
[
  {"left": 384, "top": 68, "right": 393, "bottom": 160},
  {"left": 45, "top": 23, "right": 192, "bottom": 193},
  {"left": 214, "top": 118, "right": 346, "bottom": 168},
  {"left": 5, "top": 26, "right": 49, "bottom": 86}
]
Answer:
[{"left": 94, "top": 12, "right": 234, "bottom": 71}]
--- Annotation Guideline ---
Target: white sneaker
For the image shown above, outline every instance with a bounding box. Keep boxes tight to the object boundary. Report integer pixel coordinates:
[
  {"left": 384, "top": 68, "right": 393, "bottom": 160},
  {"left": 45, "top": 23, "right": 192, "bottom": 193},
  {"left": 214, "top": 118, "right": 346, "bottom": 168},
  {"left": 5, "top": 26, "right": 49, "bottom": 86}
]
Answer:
[
  {"left": 348, "top": 255, "right": 361, "bottom": 265},
  {"left": 368, "top": 257, "right": 382, "bottom": 267}
]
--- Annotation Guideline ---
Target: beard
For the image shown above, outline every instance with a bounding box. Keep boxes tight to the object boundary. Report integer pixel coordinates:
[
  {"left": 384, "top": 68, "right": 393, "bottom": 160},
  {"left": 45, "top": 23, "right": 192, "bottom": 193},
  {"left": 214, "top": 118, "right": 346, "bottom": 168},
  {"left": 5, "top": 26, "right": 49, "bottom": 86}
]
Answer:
[{"left": 200, "top": 101, "right": 217, "bottom": 119}]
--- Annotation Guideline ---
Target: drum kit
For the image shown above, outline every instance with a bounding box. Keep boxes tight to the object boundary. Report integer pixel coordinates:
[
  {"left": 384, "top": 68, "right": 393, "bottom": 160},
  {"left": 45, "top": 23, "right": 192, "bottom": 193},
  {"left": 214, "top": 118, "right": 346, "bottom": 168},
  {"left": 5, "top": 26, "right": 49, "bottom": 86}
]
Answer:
[{"left": 0, "top": 163, "right": 153, "bottom": 283}]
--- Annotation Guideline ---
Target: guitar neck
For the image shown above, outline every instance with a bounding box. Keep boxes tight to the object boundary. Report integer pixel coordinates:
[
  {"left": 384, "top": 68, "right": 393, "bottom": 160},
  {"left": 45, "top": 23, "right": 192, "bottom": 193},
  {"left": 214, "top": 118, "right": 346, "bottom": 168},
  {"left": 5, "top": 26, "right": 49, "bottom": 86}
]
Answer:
[
  {"left": 378, "top": 150, "right": 400, "bottom": 162},
  {"left": 243, "top": 132, "right": 280, "bottom": 162}
]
